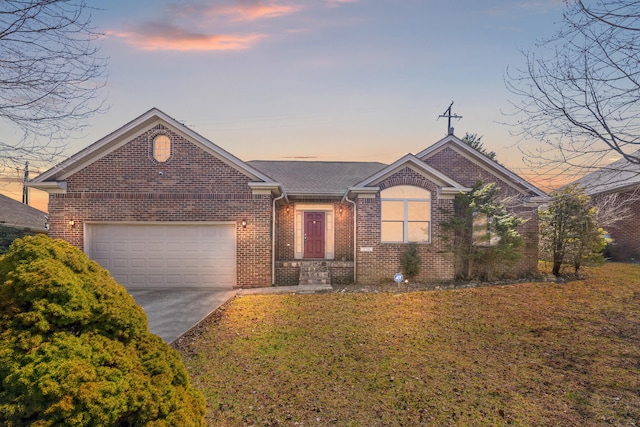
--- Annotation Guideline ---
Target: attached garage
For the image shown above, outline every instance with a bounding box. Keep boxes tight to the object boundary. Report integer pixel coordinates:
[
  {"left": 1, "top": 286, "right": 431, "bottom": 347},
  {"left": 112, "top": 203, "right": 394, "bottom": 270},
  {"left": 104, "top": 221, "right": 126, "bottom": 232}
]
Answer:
[{"left": 85, "top": 222, "right": 236, "bottom": 289}]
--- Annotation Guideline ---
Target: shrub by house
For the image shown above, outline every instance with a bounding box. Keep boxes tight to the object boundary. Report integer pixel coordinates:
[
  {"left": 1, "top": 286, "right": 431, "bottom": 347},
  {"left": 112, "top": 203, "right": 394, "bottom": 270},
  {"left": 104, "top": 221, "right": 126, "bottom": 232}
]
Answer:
[{"left": 0, "top": 235, "right": 205, "bottom": 426}]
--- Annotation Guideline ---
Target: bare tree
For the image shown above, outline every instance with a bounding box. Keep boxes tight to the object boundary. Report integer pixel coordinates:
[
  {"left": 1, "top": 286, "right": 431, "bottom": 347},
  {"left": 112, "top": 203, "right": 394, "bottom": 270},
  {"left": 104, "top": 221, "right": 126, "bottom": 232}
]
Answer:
[
  {"left": 506, "top": 0, "right": 640, "bottom": 179},
  {"left": 0, "top": 0, "right": 108, "bottom": 170},
  {"left": 590, "top": 188, "right": 640, "bottom": 229}
]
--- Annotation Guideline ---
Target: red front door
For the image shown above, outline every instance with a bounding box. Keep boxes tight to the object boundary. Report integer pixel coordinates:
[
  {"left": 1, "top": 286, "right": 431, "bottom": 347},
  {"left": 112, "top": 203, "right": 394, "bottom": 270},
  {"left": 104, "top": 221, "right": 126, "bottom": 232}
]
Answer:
[{"left": 304, "top": 212, "right": 325, "bottom": 258}]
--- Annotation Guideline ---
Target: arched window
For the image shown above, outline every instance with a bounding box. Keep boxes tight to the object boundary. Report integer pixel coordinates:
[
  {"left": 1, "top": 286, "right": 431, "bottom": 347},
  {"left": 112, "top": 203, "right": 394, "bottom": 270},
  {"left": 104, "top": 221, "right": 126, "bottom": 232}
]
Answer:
[
  {"left": 381, "top": 185, "right": 431, "bottom": 243},
  {"left": 153, "top": 135, "right": 171, "bottom": 162}
]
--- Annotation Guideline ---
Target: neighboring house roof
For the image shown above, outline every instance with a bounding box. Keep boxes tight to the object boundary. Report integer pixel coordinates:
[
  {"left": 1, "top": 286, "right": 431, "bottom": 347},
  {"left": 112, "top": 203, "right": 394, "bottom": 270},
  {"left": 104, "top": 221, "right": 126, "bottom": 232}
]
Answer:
[
  {"left": 29, "top": 108, "right": 278, "bottom": 192},
  {"left": 571, "top": 153, "right": 640, "bottom": 196},
  {"left": 0, "top": 194, "right": 48, "bottom": 231},
  {"left": 248, "top": 160, "right": 387, "bottom": 197},
  {"left": 417, "top": 134, "right": 549, "bottom": 200}
]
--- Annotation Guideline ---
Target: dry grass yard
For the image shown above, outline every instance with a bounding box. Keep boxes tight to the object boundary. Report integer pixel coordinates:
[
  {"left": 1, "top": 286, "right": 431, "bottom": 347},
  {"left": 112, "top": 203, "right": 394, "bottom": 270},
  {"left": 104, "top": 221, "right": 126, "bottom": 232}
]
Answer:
[{"left": 175, "top": 263, "right": 640, "bottom": 426}]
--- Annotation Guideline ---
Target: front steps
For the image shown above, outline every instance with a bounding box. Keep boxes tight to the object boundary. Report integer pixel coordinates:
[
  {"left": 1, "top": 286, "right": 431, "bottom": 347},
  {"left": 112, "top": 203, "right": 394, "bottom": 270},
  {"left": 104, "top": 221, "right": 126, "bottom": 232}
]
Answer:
[{"left": 298, "top": 261, "right": 330, "bottom": 285}]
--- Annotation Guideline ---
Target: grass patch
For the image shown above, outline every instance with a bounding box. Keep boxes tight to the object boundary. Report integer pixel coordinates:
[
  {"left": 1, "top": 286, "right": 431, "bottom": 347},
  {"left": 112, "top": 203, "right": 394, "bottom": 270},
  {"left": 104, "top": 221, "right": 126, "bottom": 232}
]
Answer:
[{"left": 175, "top": 263, "right": 640, "bottom": 426}]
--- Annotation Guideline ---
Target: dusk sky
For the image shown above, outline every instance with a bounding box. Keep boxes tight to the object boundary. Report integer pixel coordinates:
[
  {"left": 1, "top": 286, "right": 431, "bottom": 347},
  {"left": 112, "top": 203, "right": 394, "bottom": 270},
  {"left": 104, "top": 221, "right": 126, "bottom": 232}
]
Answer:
[
  {"left": 92, "top": 0, "right": 568, "bottom": 165},
  {"left": 2, "top": 0, "right": 570, "bottom": 210}
]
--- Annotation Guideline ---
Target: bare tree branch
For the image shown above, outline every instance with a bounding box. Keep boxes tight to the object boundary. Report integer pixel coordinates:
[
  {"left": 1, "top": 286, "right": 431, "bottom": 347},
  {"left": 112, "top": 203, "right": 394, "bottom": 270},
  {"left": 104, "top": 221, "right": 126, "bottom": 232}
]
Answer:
[
  {"left": 506, "top": 0, "right": 640, "bottom": 180},
  {"left": 0, "top": 0, "right": 108, "bottom": 171}
]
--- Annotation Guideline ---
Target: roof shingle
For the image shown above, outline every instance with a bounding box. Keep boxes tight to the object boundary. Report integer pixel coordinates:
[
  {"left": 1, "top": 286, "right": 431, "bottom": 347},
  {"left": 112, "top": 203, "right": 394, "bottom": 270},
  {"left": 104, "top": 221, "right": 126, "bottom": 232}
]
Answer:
[
  {"left": 247, "top": 161, "right": 387, "bottom": 195},
  {"left": 0, "top": 194, "right": 48, "bottom": 231}
]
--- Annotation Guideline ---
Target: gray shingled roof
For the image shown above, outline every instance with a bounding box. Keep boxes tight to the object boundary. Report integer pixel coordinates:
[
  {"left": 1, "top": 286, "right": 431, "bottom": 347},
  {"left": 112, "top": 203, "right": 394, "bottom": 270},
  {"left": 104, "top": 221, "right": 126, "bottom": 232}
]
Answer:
[
  {"left": 0, "top": 194, "right": 48, "bottom": 231},
  {"left": 247, "top": 161, "right": 387, "bottom": 195},
  {"left": 573, "top": 153, "right": 640, "bottom": 195}
]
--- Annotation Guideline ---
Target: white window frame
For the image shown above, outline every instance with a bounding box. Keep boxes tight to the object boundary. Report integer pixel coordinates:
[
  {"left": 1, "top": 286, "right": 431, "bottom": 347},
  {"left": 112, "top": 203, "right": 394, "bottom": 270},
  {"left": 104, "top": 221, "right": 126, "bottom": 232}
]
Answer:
[{"left": 380, "top": 186, "right": 431, "bottom": 243}]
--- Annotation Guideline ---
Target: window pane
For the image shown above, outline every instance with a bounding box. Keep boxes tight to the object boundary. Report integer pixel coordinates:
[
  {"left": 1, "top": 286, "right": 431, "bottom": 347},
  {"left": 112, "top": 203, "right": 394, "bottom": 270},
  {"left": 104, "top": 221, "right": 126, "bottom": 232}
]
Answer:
[
  {"left": 381, "top": 200, "right": 405, "bottom": 221},
  {"left": 408, "top": 221, "right": 430, "bottom": 242},
  {"left": 153, "top": 135, "right": 171, "bottom": 162},
  {"left": 408, "top": 201, "right": 430, "bottom": 221},
  {"left": 381, "top": 185, "right": 430, "bottom": 199},
  {"left": 381, "top": 221, "right": 403, "bottom": 242},
  {"left": 473, "top": 212, "right": 489, "bottom": 246}
]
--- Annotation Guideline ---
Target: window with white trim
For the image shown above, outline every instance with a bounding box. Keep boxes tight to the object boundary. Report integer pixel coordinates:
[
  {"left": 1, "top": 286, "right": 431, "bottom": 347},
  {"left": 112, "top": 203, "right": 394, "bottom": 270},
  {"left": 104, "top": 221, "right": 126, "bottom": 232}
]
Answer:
[
  {"left": 153, "top": 135, "right": 171, "bottom": 162},
  {"left": 381, "top": 185, "right": 431, "bottom": 243},
  {"left": 473, "top": 212, "right": 501, "bottom": 247}
]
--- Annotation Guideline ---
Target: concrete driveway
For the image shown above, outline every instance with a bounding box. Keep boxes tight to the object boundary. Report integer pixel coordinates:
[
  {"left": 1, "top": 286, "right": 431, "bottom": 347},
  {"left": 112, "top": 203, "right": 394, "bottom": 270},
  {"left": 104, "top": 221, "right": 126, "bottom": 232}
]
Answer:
[{"left": 128, "top": 289, "right": 238, "bottom": 343}]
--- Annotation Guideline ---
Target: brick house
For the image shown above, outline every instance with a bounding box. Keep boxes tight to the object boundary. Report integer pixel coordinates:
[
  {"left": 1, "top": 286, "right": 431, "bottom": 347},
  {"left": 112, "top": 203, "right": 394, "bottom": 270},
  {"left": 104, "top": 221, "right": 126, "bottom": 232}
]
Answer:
[
  {"left": 30, "top": 108, "right": 548, "bottom": 289},
  {"left": 571, "top": 154, "right": 640, "bottom": 262}
]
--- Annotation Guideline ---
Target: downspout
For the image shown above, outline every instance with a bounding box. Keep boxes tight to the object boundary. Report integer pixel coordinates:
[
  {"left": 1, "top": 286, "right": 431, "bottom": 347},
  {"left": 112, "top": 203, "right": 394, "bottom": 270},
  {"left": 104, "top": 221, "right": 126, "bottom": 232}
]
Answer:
[
  {"left": 342, "top": 192, "right": 357, "bottom": 284},
  {"left": 272, "top": 191, "right": 286, "bottom": 285}
]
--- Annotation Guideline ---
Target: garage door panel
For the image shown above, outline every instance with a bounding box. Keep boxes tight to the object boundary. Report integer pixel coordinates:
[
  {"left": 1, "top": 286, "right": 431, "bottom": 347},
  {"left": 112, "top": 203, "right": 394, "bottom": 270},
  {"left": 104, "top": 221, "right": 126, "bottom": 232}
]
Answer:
[
  {"left": 130, "top": 242, "right": 146, "bottom": 252},
  {"left": 166, "top": 259, "right": 182, "bottom": 268},
  {"left": 184, "top": 258, "right": 200, "bottom": 268},
  {"left": 130, "top": 258, "right": 146, "bottom": 268},
  {"left": 112, "top": 258, "right": 129, "bottom": 268},
  {"left": 86, "top": 223, "right": 236, "bottom": 289},
  {"left": 130, "top": 275, "right": 147, "bottom": 285},
  {"left": 148, "top": 258, "right": 163, "bottom": 268},
  {"left": 149, "top": 274, "right": 165, "bottom": 283}
]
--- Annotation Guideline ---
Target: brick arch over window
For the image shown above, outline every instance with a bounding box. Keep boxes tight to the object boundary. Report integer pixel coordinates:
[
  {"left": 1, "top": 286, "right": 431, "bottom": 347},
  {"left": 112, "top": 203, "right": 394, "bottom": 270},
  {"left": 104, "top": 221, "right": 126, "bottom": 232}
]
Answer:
[{"left": 377, "top": 167, "right": 439, "bottom": 195}]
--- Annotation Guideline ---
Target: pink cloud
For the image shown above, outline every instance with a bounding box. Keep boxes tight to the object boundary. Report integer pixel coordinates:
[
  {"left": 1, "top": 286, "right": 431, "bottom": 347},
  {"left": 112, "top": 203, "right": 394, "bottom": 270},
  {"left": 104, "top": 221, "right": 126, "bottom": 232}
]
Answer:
[
  {"left": 167, "top": 2, "right": 300, "bottom": 22},
  {"left": 110, "top": 24, "right": 265, "bottom": 51},
  {"left": 220, "top": 3, "right": 300, "bottom": 21}
]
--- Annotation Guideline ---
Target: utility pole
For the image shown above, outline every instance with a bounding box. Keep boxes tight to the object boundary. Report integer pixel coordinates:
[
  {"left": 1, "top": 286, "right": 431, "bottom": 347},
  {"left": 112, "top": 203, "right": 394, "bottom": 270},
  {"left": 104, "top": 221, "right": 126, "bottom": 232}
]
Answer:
[
  {"left": 22, "top": 161, "right": 29, "bottom": 205},
  {"left": 438, "top": 101, "right": 463, "bottom": 135}
]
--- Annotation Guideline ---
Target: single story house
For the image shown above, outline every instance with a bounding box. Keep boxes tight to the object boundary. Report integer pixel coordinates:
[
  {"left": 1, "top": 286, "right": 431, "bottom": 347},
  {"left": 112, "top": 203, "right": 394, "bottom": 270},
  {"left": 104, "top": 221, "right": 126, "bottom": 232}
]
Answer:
[
  {"left": 571, "top": 153, "right": 640, "bottom": 262},
  {"left": 30, "top": 108, "right": 548, "bottom": 289}
]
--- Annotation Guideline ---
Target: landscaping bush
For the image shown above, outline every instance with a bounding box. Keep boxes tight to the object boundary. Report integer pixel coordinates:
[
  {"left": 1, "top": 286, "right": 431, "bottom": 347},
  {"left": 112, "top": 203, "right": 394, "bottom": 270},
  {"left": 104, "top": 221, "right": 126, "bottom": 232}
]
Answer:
[
  {"left": 0, "top": 235, "right": 205, "bottom": 426},
  {"left": 400, "top": 242, "right": 421, "bottom": 279}
]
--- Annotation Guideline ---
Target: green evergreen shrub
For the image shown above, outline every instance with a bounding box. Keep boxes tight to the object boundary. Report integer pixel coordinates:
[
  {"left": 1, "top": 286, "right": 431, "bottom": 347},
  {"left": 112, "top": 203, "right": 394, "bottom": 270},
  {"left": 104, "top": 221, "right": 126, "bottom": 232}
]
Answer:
[
  {"left": 0, "top": 235, "right": 205, "bottom": 426},
  {"left": 400, "top": 242, "right": 421, "bottom": 279}
]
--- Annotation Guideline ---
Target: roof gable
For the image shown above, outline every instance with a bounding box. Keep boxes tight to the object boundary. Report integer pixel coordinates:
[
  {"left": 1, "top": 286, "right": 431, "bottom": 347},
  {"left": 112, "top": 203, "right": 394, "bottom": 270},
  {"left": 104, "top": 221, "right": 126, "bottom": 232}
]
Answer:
[
  {"left": 351, "top": 154, "right": 469, "bottom": 196},
  {"left": 417, "top": 134, "right": 548, "bottom": 199},
  {"left": 30, "top": 108, "right": 275, "bottom": 186}
]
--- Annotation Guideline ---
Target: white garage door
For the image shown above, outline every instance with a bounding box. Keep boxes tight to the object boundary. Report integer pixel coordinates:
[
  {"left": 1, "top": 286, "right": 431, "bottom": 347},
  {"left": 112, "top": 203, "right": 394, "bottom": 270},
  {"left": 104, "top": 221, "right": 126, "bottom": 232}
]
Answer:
[{"left": 85, "top": 223, "right": 236, "bottom": 289}]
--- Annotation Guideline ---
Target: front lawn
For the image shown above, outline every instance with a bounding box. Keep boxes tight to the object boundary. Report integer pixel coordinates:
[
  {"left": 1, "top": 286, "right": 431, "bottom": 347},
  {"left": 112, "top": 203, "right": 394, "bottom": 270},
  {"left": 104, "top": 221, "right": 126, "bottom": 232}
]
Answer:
[{"left": 175, "top": 263, "right": 640, "bottom": 426}]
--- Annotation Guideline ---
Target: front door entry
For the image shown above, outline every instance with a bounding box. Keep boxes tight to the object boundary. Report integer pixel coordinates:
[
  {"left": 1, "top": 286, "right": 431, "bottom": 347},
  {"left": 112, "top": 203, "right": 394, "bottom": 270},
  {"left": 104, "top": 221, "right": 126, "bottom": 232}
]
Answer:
[{"left": 304, "top": 212, "right": 325, "bottom": 258}]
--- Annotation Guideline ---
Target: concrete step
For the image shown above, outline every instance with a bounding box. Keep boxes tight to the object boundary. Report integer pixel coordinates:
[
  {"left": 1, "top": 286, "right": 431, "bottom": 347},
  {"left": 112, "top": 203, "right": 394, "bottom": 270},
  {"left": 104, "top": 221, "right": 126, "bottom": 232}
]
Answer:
[{"left": 298, "top": 261, "right": 331, "bottom": 285}]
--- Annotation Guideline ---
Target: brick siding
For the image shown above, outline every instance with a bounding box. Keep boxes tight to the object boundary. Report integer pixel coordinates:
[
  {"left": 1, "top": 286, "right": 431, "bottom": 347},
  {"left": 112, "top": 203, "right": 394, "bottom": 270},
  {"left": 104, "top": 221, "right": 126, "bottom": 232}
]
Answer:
[
  {"left": 356, "top": 168, "right": 456, "bottom": 283},
  {"left": 422, "top": 146, "right": 540, "bottom": 277},
  {"left": 47, "top": 124, "right": 272, "bottom": 288},
  {"left": 600, "top": 189, "right": 640, "bottom": 261}
]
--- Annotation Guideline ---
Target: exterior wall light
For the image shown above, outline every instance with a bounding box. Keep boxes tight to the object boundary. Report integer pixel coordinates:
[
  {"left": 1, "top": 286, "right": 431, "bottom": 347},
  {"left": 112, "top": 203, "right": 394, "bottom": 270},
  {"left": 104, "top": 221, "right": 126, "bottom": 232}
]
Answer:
[
  {"left": 68, "top": 220, "right": 75, "bottom": 228},
  {"left": 241, "top": 219, "right": 247, "bottom": 228}
]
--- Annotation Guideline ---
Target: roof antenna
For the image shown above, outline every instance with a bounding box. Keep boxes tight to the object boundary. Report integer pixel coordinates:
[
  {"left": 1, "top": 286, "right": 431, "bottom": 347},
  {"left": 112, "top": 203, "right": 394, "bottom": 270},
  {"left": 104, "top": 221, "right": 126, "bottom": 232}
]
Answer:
[{"left": 438, "top": 101, "right": 462, "bottom": 136}]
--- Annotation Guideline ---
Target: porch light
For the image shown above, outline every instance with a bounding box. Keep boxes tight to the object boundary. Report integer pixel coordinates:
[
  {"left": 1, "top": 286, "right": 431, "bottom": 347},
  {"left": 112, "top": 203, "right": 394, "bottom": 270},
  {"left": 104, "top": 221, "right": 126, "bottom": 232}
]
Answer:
[
  {"left": 241, "top": 219, "right": 247, "bottom": 228},
  {"left": 68, "top": 220, "right": 75, "bottom": 228}
]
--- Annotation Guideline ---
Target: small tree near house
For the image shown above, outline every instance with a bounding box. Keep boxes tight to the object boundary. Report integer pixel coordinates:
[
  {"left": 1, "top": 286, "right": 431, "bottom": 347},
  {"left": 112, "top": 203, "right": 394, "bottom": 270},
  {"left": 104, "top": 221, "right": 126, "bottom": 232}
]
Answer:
[
  {"left": 539, "top": 184, "right": 608, "bottom": 276},
  {"left": 441, "top": 180, "right": 525, "bottom": 281},
  {"left": 400, "top": 242, "right": 421, "bottom": 280}
]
